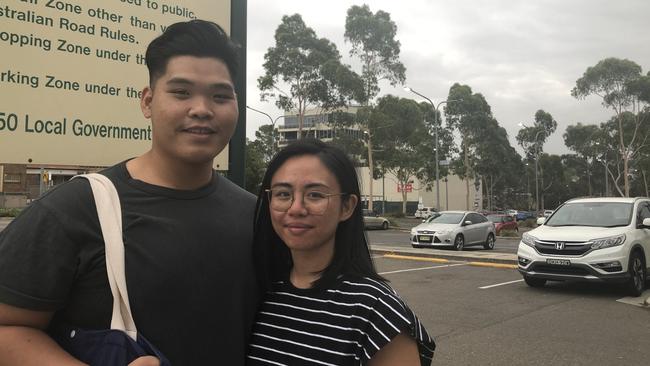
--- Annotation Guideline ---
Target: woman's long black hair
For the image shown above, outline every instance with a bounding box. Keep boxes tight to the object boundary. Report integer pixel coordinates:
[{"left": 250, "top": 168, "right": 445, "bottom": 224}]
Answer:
[{"left": 253, "top": 139, "right": 385, "bottom": 291}]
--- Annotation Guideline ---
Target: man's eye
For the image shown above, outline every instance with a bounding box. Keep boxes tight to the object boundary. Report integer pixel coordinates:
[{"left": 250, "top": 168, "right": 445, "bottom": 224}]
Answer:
[
  {"left": 214, "top": 93, "right": 235, "bottom": 101},
  {"left": 171, "top": 90, "right": 190, "bottom": 96}
]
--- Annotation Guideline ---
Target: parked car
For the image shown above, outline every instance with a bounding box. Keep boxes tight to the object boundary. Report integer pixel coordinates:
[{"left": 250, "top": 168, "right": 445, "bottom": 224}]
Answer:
[
  {"left": 415, "top": 207, "right": 437, "bottom": 219},
  {"left": 362, "top": 209, "right": 390, "bottom": 230},
  {"left": 487, "top": 214, "right": 518, "bottom": 235},
  {"left": 517, "top": 197, "right": 650, "bottom": 296},
  {"left": 411, "top": 211, "right": 496, "bottom": 250},
  {"left": 515, "top": 211, "right": 535, "bottom": 221}
]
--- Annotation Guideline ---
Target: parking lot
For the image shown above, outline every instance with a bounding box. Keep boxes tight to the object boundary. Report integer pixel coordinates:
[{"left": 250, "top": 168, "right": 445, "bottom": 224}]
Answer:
[{"left": 374, "top": 254, "right": 650, "bottom": 365}]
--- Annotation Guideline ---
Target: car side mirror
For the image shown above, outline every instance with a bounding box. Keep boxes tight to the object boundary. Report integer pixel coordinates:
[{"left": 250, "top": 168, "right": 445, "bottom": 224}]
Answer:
[
  {"left": 464, "top": 220, "right": 472, "bottom": 226},
  {"left": 536, "top": 217, "right": 546, "bottom": 225},
  {"left": 643, "top": 218, "right": 650, "bottom": 227}
]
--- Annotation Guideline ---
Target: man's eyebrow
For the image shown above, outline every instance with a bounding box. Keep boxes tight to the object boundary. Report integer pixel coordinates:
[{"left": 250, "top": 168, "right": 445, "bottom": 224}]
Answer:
[{"left": 166, "top": 78, "right": 234, "bottom": 91}]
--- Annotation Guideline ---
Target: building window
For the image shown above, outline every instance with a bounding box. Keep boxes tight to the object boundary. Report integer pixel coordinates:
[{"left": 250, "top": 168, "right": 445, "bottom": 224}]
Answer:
[{"left": 4, "top": 174, "right": 21, "bottom": 183}]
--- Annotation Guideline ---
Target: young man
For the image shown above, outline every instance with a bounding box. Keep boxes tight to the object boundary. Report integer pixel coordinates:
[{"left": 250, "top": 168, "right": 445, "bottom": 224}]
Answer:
[{"left": 0, "top": 20, "right": 258, "bottom": 365}]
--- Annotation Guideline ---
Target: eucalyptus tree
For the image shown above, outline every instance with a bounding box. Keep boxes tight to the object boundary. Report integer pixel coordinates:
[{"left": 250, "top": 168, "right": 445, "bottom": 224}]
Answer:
[
  {"left": 470, "top": 119, "right": 522, "bottom": 211},
  {"left": 370, "top": 95, "right": 428, "bottom": 214},
  {"left": 572, "top": 58, "right": 650, "bottom": 196},
  {"left": 258, "top": 14, "right": 364, "bottom": 140},
  {"left": 563, "top": 123, "right": 602, "bottom": 195},
  {"left": 344, "top": 4, "right": 405, "bottom": 210},
  {"left": 444, "top": 83, "right": 493, "bottom": 209},
  {"left": 516, "top": 110, "right": 557, "bottom": 211}
]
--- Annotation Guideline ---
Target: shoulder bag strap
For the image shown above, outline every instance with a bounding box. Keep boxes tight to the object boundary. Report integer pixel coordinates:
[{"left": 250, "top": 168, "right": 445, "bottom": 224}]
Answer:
[{"left": 74, "top": 173, "right": 138, "bottom": 340}]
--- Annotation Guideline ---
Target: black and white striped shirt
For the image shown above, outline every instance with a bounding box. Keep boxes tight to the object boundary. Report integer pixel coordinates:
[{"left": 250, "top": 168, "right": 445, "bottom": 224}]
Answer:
[{"left": 247, "top": 275, "right": 435, "bottom": 365}]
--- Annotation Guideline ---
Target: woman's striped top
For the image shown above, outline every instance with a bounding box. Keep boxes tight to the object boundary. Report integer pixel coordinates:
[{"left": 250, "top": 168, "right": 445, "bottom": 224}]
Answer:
[{"left": 246, "top": 275, "right": 435, "bottom": 365}]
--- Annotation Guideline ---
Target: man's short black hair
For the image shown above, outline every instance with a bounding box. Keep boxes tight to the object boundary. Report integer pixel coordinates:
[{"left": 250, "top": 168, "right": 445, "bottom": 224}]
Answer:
[{"left": 145, "top": 20, "right": 239, "bottom": 86}]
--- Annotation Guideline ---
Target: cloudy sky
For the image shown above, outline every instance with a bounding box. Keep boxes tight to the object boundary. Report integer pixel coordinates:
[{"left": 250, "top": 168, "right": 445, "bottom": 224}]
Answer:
[{"left": 244, "top": 0, "right": 650, "bottom": 155}]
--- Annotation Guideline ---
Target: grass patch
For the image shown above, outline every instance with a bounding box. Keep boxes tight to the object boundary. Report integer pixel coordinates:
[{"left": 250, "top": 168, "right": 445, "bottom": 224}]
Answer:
[{"left": 0, "top": 208, "right": 22, "bottom": 217}]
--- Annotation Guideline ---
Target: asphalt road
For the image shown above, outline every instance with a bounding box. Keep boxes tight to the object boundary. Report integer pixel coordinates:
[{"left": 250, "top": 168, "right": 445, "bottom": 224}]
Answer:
[
  {"left": 375, "top": 255, "right": 650, "bottom": 365},
  {"left": 366, "top": 219, "right": 522, "bottom": 254}
]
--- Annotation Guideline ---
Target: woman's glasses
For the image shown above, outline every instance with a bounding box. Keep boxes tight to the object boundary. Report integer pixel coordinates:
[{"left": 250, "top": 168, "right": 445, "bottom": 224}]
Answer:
[{"left": 266, "top": 188, "right": 347, "bottom": 215}]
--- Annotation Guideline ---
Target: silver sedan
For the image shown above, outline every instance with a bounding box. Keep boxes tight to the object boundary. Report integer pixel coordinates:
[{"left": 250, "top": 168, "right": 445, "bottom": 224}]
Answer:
[{"left": 410, "top": 211, "right": 496, "bottom": 250}]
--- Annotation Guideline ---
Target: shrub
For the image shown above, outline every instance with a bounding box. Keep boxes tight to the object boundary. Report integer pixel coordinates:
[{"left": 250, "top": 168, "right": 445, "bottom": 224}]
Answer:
[
  {"left": 0, "top": 208, "right": 22, "bottom": 217},
  {"left": 520, "top": 218, "right": 537, "bottom": 228},
  {"left": 388, "top": 212, "right": 405, "bottom": 218},
  {"left": 499, "top": 229, "right": 520, "bottom": 237}
]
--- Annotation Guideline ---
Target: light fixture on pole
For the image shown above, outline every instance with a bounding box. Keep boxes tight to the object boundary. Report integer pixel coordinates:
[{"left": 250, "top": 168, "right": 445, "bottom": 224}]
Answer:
[
  {"left": 246, "top": 105, "right": 284, "bottom": 155},
  {"left": 404, "top": 86, "right": 455, "bottom": 212}
]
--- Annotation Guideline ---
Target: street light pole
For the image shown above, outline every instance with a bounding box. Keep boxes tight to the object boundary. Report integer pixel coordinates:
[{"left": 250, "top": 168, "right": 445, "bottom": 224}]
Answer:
[
  {"left": 404, "top": 87, "right": 454, "bottom": 212},
  {"left": 246, "top": 105, "right": 284, "bottom": 155}
]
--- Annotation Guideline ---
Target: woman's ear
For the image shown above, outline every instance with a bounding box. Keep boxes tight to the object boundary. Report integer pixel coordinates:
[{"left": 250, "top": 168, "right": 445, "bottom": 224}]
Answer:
[{"left": 339, "top": 194, "right": 359, "bottom": 222}]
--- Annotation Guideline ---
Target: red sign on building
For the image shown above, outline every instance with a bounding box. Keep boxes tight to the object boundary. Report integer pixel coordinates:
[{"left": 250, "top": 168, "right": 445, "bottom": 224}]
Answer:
[{"left": 397, "top": 183, "right": 413, "bottom": 192}]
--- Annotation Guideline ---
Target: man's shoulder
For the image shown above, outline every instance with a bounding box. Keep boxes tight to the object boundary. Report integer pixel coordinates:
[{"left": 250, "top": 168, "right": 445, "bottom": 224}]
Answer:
[{"left": 215, "top": 175, "right": 256, "bottom": 202}]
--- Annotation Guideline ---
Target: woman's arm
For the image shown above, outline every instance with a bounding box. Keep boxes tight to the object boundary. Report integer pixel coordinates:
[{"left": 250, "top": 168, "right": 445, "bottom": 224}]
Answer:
[{"left": 368, "top": 332, "right": 421, "bottom": 366}]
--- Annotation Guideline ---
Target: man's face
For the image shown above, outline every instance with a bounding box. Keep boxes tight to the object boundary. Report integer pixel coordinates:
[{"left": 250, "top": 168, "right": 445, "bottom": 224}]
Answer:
[{"left": 140, "top": 56, "right": 238, "bottom": 166}]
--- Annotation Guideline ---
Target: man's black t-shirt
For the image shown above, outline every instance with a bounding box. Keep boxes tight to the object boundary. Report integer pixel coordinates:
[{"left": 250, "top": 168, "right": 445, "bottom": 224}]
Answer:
[{"left": 0, "top": 161, "right": 259, "bottom": 364}]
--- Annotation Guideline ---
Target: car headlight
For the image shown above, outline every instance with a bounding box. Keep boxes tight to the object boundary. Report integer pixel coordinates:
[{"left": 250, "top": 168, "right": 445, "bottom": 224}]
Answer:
[
  {"left": 436, "top": 230, "right": 449, "bottom": 235},
  {"left": 590, "top": 234, "right": 626, "bottom": 250},
  {"left": 521, "top": 232, "right": 537, "bottom": 247},
  {"left": 410, "top": 229, "right": 417, "bottom": 236}
]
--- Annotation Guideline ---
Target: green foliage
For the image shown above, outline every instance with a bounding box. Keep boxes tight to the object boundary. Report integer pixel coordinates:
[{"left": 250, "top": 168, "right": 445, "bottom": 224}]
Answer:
[
  {"left": 571, "top": 58, "right": 642, "bottom": 110},
  {"left": 516, "top": 109, "right": 557, "bottom": 160},
  {"left": 245, "top": 137, "right": 268, "bottom": 194},
  {"left": 258, "top": 14, "right": 364, "bottom": 137},
  {"left": 370, "top": 95, "right": 429, "bottom": 213},
  {"left": 0, "top": 208, "right": 21, "bottom": 217},
  {"left": 344, "top": 4, "right": 406, "bottom": 102}
]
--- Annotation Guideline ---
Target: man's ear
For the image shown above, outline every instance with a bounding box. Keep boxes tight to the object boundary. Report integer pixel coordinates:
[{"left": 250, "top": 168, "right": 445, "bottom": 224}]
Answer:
[
  {"left": 140, "top": 86, "right": 153, "bottom": 118},
  {"left": 339, "top": 194, "right": 359, "bottom": 222}
]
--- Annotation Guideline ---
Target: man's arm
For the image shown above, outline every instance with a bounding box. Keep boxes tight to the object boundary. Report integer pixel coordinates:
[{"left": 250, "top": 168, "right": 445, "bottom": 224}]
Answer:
[{"left": 0, "top": 302, "right": 87, "bottom": 366}]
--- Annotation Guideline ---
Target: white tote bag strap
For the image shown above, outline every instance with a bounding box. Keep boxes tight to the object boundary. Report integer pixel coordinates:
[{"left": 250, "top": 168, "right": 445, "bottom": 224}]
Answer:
[{"left": 74, "top": 173, "right": 138, "bottom": 340}]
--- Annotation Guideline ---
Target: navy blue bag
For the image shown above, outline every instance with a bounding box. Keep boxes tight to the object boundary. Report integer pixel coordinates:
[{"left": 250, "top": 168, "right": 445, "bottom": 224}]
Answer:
[
  {"left": 52, "top": 325, "right": 171, "bottom": 366},
  {"left": 51, "top": 174, "right": 171, "bottom": 365}
]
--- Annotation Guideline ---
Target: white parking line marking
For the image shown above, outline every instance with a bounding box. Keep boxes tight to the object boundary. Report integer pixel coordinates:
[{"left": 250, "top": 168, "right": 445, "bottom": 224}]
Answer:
[
  {"left": 379, "top": 263, "right": 466, "bottom": 275},
  {"left": 479, "top": 279, "right": 524, "bottom": 289}
]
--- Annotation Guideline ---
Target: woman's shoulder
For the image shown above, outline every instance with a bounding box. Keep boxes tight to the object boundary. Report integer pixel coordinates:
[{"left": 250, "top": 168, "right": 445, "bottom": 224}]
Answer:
[{"left": 334, "top": 275, "right": 404, "bottom": 306}]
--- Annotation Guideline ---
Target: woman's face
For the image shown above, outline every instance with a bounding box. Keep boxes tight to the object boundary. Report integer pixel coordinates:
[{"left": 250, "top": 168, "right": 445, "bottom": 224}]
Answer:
[{"left": 268, "top": 155, "right": 356, "bottom": 257}]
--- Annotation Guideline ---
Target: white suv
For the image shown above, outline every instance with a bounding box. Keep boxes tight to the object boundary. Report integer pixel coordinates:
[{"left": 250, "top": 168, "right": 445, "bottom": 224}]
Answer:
[{"left": 517, "top": 197, "right": 650, "bottom": 296}]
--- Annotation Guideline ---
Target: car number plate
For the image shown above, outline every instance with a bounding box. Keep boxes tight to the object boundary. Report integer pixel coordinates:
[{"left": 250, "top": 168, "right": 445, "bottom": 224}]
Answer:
[
  {"left": 546, "top": 258, "right": 571, "bottom": 266},
  {"left": 418, "top": 235, "right": 432, "bottom": 242}
]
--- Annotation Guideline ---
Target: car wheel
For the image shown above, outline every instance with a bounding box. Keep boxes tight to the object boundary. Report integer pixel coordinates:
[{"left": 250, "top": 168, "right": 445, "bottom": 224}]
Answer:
[
  {"left": 524, "top": 275, "right": 546, "bottom": 288},
  {"left": 381, "top": 221, "right": 389, "bottom": 230},
  {"left": 627, "top": 251, "right": 646, "bottom": 297},
  {"left": 483, "top": 233, "right": 495, "bottom": 250},
  {"left": 454, "top": 235, "right": 464, "bottom": 251}
]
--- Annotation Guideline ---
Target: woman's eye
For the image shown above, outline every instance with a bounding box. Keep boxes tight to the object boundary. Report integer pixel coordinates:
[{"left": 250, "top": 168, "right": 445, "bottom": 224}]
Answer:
[
  {"left": 274, "top": 191, "right": 292, "bottom": 199},
  {"left": 306, "top": 191, "right": 327, "bottom": 200}
]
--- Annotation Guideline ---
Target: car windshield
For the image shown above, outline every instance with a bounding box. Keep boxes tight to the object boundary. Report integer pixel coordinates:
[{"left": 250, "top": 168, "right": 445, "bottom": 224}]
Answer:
[
  {"left": 487, "top": 215, "right": 504, "bottom": 223},
  {"left": 544, "top": 202, "right": 633, "bottom": 227},
  {"left": 429, "top": 213, "right": 464, "bottom": 224}
]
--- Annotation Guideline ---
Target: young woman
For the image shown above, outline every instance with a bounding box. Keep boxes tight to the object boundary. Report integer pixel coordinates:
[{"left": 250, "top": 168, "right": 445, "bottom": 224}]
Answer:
[{"left": 247, "top": 139, "right": 435, "bottom": 365}]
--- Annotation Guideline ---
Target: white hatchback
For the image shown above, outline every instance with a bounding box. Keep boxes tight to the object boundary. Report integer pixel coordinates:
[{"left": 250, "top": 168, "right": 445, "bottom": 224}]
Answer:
[
  {"left": 411, "top": 211, "right": 496, "bottom": 250},
  {"left": 517, "top": 197, "right": 650, "bottom": 296}
]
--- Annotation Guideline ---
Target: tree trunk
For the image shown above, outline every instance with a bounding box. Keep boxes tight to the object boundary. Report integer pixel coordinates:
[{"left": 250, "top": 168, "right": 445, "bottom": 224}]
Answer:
[
  {"left": 463, "top": 137, "right": 470, "bottom": 210},
  {"left": 643, "top": 170, "right": 649, "bottom": 197},
  {"left": 367, "top": 134, "right": 374, "bottom": 211}
]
